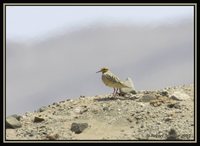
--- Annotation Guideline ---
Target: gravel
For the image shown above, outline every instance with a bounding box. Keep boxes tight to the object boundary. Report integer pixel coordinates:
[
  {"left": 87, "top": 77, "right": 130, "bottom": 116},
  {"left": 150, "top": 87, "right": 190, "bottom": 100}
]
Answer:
[{"left": 6, "top": 84, "right": 194, "bottom": 141}]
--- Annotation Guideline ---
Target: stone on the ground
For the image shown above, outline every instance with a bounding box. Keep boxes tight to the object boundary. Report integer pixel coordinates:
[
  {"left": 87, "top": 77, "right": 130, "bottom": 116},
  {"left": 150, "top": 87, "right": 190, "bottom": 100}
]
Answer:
[
  {"left": 70, "top": 122, "right": 88, "bottom": 134},
  {"left": 37, "top": 106, "right": 47, "bottom": 112},
  {"left": 10, "top": 114, "right": 22, "bottom": 121},
  {"left": 159, "top": 90, "right": 169, "bottom": 97},
  {"left": 46, "top": 134, "right": 59, "bottom": 140},
  {"left": 6, "top": 116, "right": 22, "bottom": 129},
  {"left": 33, "top": 116, "right": 45, "bottom": 123},
  {"left": 167, "top": 102, "right": 181, "bottom": 109},
  {"left": 138, "top": 94, "right": 157, "bottom": 102},
  {"left": 73, "top": 106, "right": 88, "bottom": 114},
  {"left": 170, "top": 91, "right": 190, "bottom": 101},
  {"left": 166, "top": 129, "right": 178, "bottom": 140}
]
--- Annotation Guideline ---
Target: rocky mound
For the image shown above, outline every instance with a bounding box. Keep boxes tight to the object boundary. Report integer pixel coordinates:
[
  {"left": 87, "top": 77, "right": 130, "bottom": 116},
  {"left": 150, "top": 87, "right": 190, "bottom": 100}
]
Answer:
[{"left": 6, "top": 84, "right": 194, "bottom": 141}]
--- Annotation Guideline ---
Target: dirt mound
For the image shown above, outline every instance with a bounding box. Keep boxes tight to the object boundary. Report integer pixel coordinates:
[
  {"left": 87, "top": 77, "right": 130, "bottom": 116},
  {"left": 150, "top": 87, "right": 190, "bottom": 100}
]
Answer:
[{"left": 6, "top": 84, "right": 194, "bottom": 141}]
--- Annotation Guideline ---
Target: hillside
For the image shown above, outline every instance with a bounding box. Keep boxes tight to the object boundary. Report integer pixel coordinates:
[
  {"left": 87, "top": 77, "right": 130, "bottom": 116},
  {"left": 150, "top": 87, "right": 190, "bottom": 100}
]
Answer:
[{"left": 6, "top": 84, "right": 194, "bottom": 141}]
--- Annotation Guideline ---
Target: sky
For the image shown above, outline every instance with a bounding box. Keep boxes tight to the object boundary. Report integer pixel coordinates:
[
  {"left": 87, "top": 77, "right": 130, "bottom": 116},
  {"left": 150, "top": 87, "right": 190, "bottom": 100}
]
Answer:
[
  {"left": 6, "top": 6, "right": 194, "bottom": 115},
  {"left": 6, "top": 6, "right": 193, "bottom": 40}
]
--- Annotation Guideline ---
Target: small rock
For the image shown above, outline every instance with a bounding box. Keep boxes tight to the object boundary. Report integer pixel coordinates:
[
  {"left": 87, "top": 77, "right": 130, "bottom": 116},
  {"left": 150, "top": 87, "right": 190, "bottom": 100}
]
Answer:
[
  {"left": 74, "top": 106, "right": 88, "bottom": 114},
  {"left": 167, "top": 102, "right": 181, "bottom": 109},
  {"left": 130, "top": 90, "right": 137, "bottom": 94},
  {"left": 74, "top": 116, "right": 79, "bottom": 119},
  {"left": 37, "top": 106, "right": 47, "bottom": 112},
  {"left": 70, "top": 123, "right": 88, "bottom": 134},
  {"left": 133, "top": 95, "right": 140, "bottom": 99},
  {"left": 80, "top": 109, "right": 88, "bottom": 114},
  {"left": 39, "top": 125, "right": 46, "bottom": 129},
  {"left": 139, "top": 94, "right": 156, "bottom": 102},
  {"left": 150, "top": 100, "right": 162, "bottom": 107},
  {"left": 52, "top": 102, "right": 59, "bottom": 105},
  {"left": 91, "top": 109, "right": 98, "bottom": 114},
  {"left": 156, "top": 121, "right": 162, "bottom": 125},
  {"left": 134, "top": 115, "right": 142, "bottom": 120},
  {"left": 170, "top": 91, "right": 190, "bottom": 101},
  {"left": 166, "top": 129, "right": 179, "bottom": 140},
  {"left": 59, "top": 100, "right": 65, "bottom": 103},
  {"left": 67, "top": 106, "right": 73, "bottom": 109},
  {"left": 136, "top": 109, "right": 144, "bottom": 113},
  {"left": 164, "top": 117, "right": 173, "bottom": 122},
  {"left": 33, "top": 116, "right": 45, "bottom": 123},
  {"left": 74, "top": 107, "right": 81, "bottom": 114},
  {"left": 10, "top": 114, "right": 22, "bottom": 121},
  {"left": 127, "top": 118, "right": 133, "bottom": 123},
  {"left": 46, "top": 134, "right": 59, "bottom": 140},
  {"left": 170, "top": 95, "right": 180, "bottom": 101},
  {"left": 159, "top": 91, "right": 169, "bottom": 97},
  {"left": 103, "top": 107, "right": 109, "bottom": 111},
  {"left": 6, "top": 116, "right": 22, "bottom": 129}
]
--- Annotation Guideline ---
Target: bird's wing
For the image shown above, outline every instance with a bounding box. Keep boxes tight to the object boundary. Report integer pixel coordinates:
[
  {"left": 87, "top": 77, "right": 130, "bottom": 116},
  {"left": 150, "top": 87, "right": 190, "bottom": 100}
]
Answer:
[
  {"left": 104, "top": 73, "right": 121, "bottom": 83},
  {"left": 119, "top": 81, "right": 131, "bottom": 88}
]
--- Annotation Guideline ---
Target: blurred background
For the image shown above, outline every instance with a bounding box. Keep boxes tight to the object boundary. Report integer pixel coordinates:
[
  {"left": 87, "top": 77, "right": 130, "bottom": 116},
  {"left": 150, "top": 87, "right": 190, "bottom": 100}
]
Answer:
[{"left": 6, "top": 6, "right": 194, "bottom": 115}]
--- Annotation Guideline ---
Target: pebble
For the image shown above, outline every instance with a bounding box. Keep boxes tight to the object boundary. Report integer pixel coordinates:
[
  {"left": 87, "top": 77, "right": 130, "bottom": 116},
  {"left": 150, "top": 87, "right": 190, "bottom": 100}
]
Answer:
[
  {"left": 127, "top": 118, "right": 133, "bottom": 123},
  {"left": 74, "top": 107, "right": 88, "bottom": 114},
  {"left": 46, "top": 134, "right": 59, "bottom": 140},
  {"left": 167, "top": 102, "right": 181, "bottom": 109},
  {"left": 166, "top": 129, "right": 178, "bottom": 140},
  {"left": 138, "top": 94, "right": 156, "bottom": 102},
  {"left": 10, "top": 114, "right": 22, "bottom": 121},
  {"left": 170, "top": 92, "right": 190, "bottom": 101},
  {"left": 134, "top": 115, "right": 142, "bottom": 120},
  {"left": 70, "top": 123, "right": 88, "bottom": 134},
  {"left": 164, "top": 117, "right": 173, "bottom": 122},
  {"left": 33, "top": 117, "right": 45, "bottom": 123},
  {"left": 6, "top": 116, "right": 22, "bottom": 129},
  {"left": 103, "top": 107, "right": 109, "bottom": 111},
  {"left": 159, "top": 91, "right": 169, "bottom": 97},
  {"left": 37, "top": 106, "right": 47, "bottom": 112}
]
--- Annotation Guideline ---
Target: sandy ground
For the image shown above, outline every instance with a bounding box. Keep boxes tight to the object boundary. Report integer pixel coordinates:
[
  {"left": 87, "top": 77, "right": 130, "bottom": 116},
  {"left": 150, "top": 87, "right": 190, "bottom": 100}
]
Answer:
[{"left": 5, "top": 84, "right": 195, "bottom": 141}]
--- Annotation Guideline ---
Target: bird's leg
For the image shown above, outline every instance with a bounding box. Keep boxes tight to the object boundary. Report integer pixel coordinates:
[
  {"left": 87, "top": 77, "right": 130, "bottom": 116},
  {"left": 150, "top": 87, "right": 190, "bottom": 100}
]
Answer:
[
  {"left": 116, "top": 88, "right": 119, "bottom": 95},
  {"left": 113, "top": 88, "right": 116, "bottom": 97}
]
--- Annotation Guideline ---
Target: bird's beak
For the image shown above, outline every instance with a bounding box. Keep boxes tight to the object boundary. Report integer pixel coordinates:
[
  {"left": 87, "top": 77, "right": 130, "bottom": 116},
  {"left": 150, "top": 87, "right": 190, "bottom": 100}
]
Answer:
[{"left": 96, "top": 70, "right": 101, "bottom": 73}]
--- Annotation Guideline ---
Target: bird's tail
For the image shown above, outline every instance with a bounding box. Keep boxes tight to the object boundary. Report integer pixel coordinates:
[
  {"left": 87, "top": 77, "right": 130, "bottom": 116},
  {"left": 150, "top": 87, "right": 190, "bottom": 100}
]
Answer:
[{"left": 120, "top": 81, "right": 132, "bottom": 88}]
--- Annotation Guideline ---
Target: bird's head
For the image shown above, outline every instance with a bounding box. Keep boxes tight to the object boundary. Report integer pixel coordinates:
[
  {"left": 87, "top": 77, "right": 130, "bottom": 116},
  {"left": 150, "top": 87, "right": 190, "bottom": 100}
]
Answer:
[{"left": 96, "top": 67, "right": 109, "bottom": 73}]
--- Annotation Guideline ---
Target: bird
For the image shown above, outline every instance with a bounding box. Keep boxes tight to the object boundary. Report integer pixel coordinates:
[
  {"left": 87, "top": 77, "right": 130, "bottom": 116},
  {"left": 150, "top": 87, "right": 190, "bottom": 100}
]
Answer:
[{"left": 96, "top": 67, "right": 130, "bottom": 96}]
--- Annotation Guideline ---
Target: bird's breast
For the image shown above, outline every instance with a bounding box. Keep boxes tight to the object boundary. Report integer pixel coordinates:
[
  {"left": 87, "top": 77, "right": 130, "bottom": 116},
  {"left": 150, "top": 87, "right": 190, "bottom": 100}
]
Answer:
[{"left": 101, "top": 74, "right": 120, "bottom": 88}]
